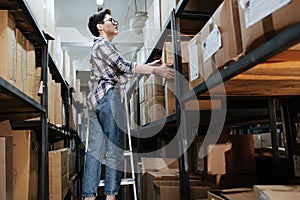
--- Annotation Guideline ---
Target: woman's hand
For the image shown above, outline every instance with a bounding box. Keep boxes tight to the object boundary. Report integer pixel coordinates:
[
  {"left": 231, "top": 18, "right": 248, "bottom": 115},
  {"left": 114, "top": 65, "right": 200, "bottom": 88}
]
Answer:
[{"left": 153, "top": 63, "right": 174, "bottom": 79}]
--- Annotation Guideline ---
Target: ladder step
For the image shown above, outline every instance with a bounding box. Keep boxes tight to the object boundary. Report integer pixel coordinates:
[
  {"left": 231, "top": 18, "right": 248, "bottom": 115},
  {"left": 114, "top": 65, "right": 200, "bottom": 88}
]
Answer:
[
  {"left": 99, "top": 178, "right": 135, "bottom": 187},
  {"left": 124, "top": 150, "right": 132, "bottom": 156}
]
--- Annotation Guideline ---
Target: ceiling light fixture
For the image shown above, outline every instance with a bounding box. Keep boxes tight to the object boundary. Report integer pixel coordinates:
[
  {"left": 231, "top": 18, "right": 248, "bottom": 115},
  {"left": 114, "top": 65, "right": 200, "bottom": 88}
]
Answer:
[{"left": 96, "top": 0, "right": 104, "bottom": 6}]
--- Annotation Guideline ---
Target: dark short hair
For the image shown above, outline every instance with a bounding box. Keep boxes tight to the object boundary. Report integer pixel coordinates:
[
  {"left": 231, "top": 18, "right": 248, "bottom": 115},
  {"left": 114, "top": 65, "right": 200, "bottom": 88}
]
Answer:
[{"left": 88, "top": 8, "right": 111, "bottom": 37}]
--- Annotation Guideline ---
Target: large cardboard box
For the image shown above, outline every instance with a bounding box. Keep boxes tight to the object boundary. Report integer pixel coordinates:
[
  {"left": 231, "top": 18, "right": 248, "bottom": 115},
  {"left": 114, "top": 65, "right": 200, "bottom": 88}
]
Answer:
[
  {"left": 0, "top": 10, "right": 17, "bottom": 86},
  {"left": 207, "top": 188, "right": 253, "bottom": 200},
  {"left": 141, "top": 171, "right": 179, "bottom": 200},
  {"left": 16, "top": 29, "right": 27, "bottom": 92},
  {"left": 164, "top": 80, "right": 176, "bottom": 116},
  {"left": 200, "top": 0, "right": 242, "bottom": 80},
  {"left": 0, "top": 136, "right": 13, "bottom": 200},
  {"left": 254, "top": 185, "right": 300, "bottom": 200},
  {"left": 238, "top": 0, "right": 300, "bottom": 54},
  {"left": 12, "top": 130, "right": 38, "bottom": 200},
  {"left": 48, "top": 148, "right": 69, "bottom": 200},
  {"left": 153, "top": 180, "right": 212, "bottom": 200}
]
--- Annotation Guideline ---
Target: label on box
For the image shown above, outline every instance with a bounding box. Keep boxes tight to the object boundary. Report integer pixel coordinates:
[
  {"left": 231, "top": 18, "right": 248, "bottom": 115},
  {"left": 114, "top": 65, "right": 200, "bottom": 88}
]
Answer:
[
  {"left": 187, "top": 41, "right": 199, "bottom": 81},
  {"left": 202, "top": 25, "right": 222, "bottom": 62},
  {"left": 293, "top": 155, "right": 300, "bottom": 177},
  {"left": 241, "top": 0, "right": 291, "bottom": 28}
]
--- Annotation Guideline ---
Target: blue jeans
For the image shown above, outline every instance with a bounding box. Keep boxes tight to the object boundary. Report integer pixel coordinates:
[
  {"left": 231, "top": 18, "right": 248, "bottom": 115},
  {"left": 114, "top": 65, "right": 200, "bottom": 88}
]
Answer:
[{"left": 82, "top": 88, "right": 125, "bottom": 198}]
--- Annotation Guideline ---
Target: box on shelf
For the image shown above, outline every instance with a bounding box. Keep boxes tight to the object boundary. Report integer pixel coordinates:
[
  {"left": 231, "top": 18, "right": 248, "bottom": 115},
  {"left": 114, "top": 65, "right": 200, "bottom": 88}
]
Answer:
[
  {"left": 16, "top": 29, "right": 28, "bottom": 92},
  {"left": 194, "top": 134, "right": 257, "bottom": 188},
  {"left": 63, "top": 49, "right": 71, "bottom": 84},
  {"left": 254, "top": 185, "right": 300, "bottom": 200},
  {"left": 149, "top": 96, "right": 166, "bottom": 122},
  {"left": 13, "top": 130, "right": 38, "bottom": 200},
  {"left": 48, "top": 148, "right": 69, "bottom": 200},
  {"left": 0, "top": 10, "right": 17, "bottom": 86},
  {"left": 207, "top": 188, "right": 253, "bottom": 200},
  {"left": 238, "top": 0, "right": 300, "bottom": 55},
  {"left": 25, "top": 0, "right": 55, "bottom": 38},
  {"left": 200, "top": 0, "right": 242, "bottom": 80},
  {"left": 0, "top": 136, "right": 13, "bottom": 200},
  {"left": 164, "top": 80, "right": 176, "bottom": 116},
  {"left": 139, "top": 76, "right": 147, "bottom": 103},
  {"left": 163, "top": 41, "right": 190, "bottom": 65}
]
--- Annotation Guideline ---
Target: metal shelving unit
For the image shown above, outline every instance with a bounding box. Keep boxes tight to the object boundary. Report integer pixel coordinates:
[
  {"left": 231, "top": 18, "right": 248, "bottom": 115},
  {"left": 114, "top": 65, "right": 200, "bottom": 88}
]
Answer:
[
  {"left": 127, "top": 0, "right": 300, "bottom": 199},
  {"left": 0, "top": 1, "right": 79, "bottom": 199}
]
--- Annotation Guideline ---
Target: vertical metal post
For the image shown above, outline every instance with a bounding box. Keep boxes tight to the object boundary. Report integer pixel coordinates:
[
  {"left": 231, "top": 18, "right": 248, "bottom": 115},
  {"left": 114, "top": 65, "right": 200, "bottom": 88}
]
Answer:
[
  {"left": 268, "top": 98, "right": 281, "bottom": 182},
  {"left": 41, "top": 44, "right": 49, "bottom": 200},
  {"left": 171, "top": 9, "right": 191, "bottom": 200},
  {"left": 280, "top": 99, "right": 295, "bottom": 178}
]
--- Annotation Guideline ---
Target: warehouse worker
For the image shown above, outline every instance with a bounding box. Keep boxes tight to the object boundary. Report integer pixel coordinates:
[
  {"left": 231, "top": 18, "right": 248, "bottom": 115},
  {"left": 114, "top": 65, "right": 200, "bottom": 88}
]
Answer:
[{"left": 82, "top": 8, "right": 173, "bottom": 200}]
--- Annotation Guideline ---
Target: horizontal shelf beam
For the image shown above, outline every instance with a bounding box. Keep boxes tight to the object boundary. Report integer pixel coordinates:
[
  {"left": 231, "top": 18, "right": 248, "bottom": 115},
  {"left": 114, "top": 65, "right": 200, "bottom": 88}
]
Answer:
[{"left": 182, "top": 22, "right": 300, "bottom": 102}]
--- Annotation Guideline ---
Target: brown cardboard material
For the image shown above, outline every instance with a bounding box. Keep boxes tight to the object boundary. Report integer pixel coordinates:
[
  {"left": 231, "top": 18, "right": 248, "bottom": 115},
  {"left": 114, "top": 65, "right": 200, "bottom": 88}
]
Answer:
[
  {"left": 207, "top": 188, "right": 253, "bottom": 200},
  {"left": 12, "top": 130, "right": 38, "bottom": 200},
  {"left": 254, "top": 185, "right": 300, "bottom": 200},
  {"left": 153, "top": 180, "right": 212, "bottom": 200},
  {"left": 200, "top": 0, "right": 242, "bottom": 80},
  {"left": 0, "top": 10, "right": 17, "bottom": 86},
  {"left": 238, "top": 0, "right": 300, "bottom": 54},
  {"left": 0, "top": 136, "right": 13, "bottom": 200},
  {"left": 141, "top": 171, "right": 179, "bottom": 200},
  {"left": 149, "top": 96, "right": 166, "bottom": 122}
]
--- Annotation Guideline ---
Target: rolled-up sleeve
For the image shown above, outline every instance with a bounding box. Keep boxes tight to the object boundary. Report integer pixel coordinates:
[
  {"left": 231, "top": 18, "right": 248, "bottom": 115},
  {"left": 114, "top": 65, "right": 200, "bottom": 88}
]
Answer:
[{"left": 96, "top": 40, "right": 135, "bottom": 74}]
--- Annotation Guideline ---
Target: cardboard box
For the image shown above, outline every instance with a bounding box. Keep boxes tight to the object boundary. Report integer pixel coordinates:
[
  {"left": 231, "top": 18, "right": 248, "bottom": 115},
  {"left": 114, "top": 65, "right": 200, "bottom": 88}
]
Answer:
[
  {"left": 200, "top": 0, "right": 242, "bottom": 80},
  {"left": 48, "top": 148, "right": 69, "bottom": 200},
  {"left": 254, "top": 185, "right": 300, "bottom": 200},
  {"left": 163, "top": 41, "right": 190, "bottom": 64},
  {"left": 141, "top": 171, "right": 179, "bottom": 200},
  {"left": 238, "top": 0, "right": 300, "bottom": 54},
  {"left": 0, "top": 136, "right": 13, "bottom": 200},
  {"left": 147, "top": 74, "right": 164, "bottom": 98},
  {"left": 12, "top": 130, "right": 38, "bottom": 200},
  {"left": 149, "top": 96, "right": 166, "bottom": 122},
  {"left": 195, "top": 135, "right": 256, "bottom": 175},
  {"left": 16, "top": 29, "right": 27, "bottom": 92},
  {"left": 153, "top": 180, "right": 212, "bottom": 200},
  {"left": 164, "top": 80, "right": 176, "bottom": 116},
  {"left": 207, "top": 188, "right": 253, "bottom": 200},
  {"left": 139, "top": 76, "right": 147, "bottom": 103},
  {"left": 0, "top": 10, "right": 17, "bottom": 86}
]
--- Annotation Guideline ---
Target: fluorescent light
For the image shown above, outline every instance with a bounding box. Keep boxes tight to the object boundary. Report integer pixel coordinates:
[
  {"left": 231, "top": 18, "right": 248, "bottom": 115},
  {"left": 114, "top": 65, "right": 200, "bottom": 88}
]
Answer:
[{"left": 96, "top": 0, "right": 104, "bottom": 6}]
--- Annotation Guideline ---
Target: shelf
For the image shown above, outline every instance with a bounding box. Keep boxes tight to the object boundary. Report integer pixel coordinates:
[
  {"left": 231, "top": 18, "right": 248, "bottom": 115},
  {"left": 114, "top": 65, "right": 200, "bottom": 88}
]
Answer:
[
  {"left": 0, "top": 0, "right": 47, "bottom": 46},
  {"left": 10, "top": 120, "right": 69, "bottom": 143},
  {"left": 0, "top": 77, "right": 45, "bottom": 121},
  {"left": 48, "top": 54, "right": 68, "bottom": 91},
  {"left": 182, "top": 22, "right": 300, "bottom": 103}
]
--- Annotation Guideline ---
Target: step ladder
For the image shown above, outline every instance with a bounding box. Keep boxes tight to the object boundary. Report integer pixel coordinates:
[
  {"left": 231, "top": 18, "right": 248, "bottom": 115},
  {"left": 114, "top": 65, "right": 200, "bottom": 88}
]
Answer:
[{"left": 98, "top": 90, "right": 137, "bottom": 200}]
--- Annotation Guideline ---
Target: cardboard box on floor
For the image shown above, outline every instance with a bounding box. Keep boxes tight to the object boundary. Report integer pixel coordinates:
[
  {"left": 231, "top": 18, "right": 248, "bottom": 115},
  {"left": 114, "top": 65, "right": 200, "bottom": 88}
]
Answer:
[
  {"left": 141, "top": 157, "right": 179, "bottom": 200},
  {"left": 254, "top": 185, "right": 300, "bottom": 200},
  {"left": 153, "top": 180, "right": 213, "bottom": 200},
  {"left": 207, "top": 188, "right": 253, "bottom": 200}
]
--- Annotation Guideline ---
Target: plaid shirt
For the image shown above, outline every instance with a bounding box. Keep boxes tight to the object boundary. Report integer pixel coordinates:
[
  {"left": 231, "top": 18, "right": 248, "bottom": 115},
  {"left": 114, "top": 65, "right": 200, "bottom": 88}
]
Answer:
[{"left": 87, "top": 38, "right": 136, "bottom": 110}]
